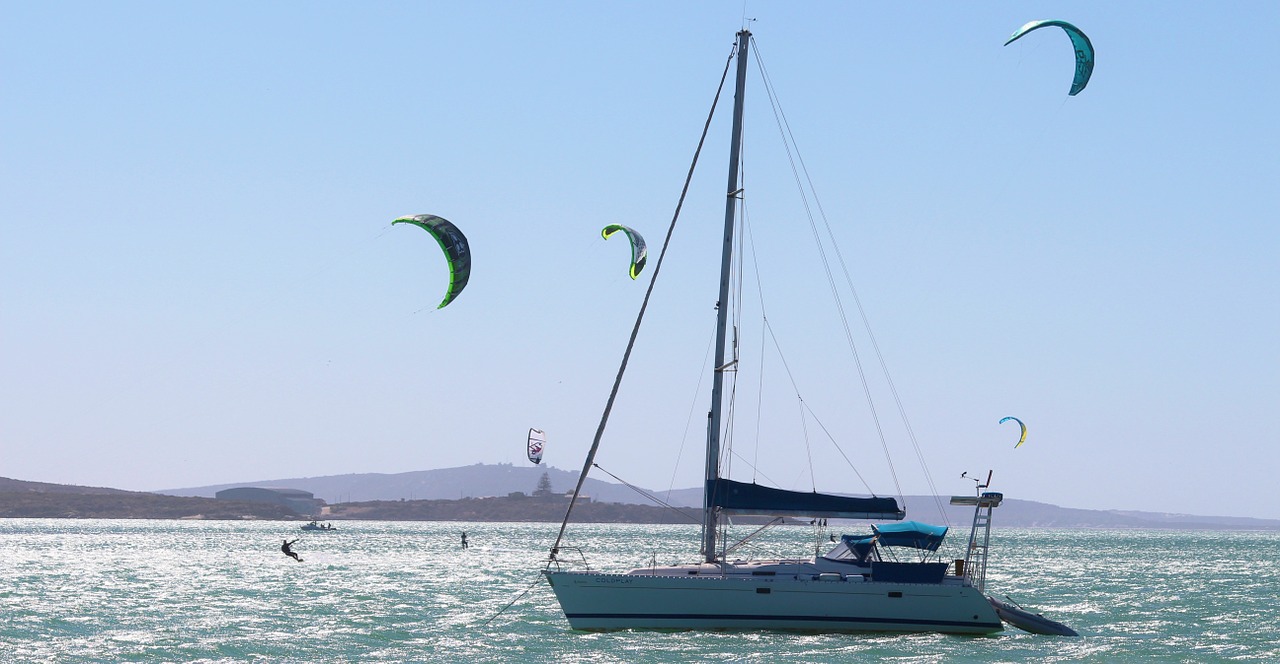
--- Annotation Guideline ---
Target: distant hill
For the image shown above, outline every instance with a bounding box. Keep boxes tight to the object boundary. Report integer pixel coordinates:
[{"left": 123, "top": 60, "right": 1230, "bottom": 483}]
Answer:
[
  {"left": 160, "top": 464, "right": 1280, "bottom": 531},
  {"left": 0, "top": 477, "right": 134, "bottom": 495},
  {"left": 895, "top": 496, "right": 1280, "bottom": 531},
  {"left": 157, "top": 463, "right": 668, "bottom": 505},
  {"left": 0, "top": 477, "right": 299, "bottom": 520}
]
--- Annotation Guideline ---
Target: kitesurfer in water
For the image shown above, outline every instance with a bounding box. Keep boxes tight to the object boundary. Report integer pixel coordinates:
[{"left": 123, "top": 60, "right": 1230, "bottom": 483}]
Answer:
[
  {"left": 461, "top": 532, "right": 468, "bottom": 550},
  {"left": 281, "top": 538, "right": 303, "bottom": 562}
]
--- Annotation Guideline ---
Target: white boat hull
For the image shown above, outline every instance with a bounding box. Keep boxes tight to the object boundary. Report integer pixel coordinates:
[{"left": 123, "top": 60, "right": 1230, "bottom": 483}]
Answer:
[{"left": 545, "top": 570, "right": 1003, "bottom": 634}]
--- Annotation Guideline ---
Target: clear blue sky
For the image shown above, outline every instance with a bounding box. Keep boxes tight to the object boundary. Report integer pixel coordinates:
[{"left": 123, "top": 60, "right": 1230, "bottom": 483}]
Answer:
[{"left": 3, "top": 2, "right": 1277, "bottom": 518}]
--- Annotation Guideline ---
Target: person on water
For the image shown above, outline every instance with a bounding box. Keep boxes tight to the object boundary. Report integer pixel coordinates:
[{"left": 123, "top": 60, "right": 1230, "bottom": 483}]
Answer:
[
  {"left": 461, "top": 532, "right": 468, "bottom": 550},
  {"left": 281, "top": 538, "right": 303, "bottom": 562}
]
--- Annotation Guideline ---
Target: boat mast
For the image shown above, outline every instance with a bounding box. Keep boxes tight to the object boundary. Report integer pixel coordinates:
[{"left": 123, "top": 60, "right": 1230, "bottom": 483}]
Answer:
[{"left": 703, "top": 29, "right": 750, "bottom": 563}]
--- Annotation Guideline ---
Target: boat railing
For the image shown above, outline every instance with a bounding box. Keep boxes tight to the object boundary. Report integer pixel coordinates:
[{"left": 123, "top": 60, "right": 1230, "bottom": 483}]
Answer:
[
  {"left": 547, "top": 545, "right": 591, "bottom": 572},
  {"left": 719, "top": 516, "right": 786, "bottom": 560}
]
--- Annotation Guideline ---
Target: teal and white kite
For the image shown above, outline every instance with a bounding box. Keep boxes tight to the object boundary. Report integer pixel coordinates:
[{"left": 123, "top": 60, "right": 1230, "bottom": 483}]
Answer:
[{"left": 1004, "top": 20, "right": 1095, "bottom": 96}]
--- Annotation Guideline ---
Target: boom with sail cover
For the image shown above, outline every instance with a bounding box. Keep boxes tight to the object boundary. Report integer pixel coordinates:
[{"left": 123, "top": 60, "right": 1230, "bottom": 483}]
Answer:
[
  {"left": 527, "top": 428, "right": 545, "bottom": 465},
  {"left": 709, "top": 478, "right": 904, "bottom": 520}
]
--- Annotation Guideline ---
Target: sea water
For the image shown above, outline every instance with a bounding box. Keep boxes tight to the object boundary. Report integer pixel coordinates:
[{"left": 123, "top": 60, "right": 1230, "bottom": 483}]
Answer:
[{"left": 1, "top": 519, "right": 1277, "bottom": 663}]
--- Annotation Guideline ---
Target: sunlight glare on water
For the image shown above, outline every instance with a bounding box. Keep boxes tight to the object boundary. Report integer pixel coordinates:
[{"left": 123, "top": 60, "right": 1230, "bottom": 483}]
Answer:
[{"left": 1, "top": 520, "right": 1277, "bottom": 662}]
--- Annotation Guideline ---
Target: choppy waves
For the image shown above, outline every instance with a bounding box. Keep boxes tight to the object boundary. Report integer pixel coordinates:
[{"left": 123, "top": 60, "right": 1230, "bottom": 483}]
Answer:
[{"left": 1, "top": 520, "right": 1276, "bottom": 662}]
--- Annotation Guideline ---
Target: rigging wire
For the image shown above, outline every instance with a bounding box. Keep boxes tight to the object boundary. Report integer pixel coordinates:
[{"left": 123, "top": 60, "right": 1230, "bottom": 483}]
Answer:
[
  {"left": 755, "top": 315, "right": 879, "bottom": 496},
  {"left": 750, "top": 36, "right": 903, "bottom": 500},
  {"left": 548, "top": 42, "right": 737, "bottom": 562},
  {"left": 744, "top": 199, "right": 870, "bottom": 496},
  {"left": 593, "top": 463, "right": 703, "bottom": 524},
  {"left": 763, "top": 45, "right": 952, "bottom": 520},
  {"left": 799, "top": 399, "right": 877, "bottom": 493},
  {"left": 797, "top": 395, "right": 817, "bottom": 492},
  {"left": 748, "top": 35, "right": 957, "bottom": 520},
  {"left": 726, "top": 446, "right": 784, "bottom": 489},
  {"left": 743, "top": 209, "right": 869, "bottom": 497},
  {"left": 742, "top": 213, "right": 768, "bottom": 484},
  {"left": 665, "top": 330, "right": 716, "bottom": 502},
  {"left": 479, "top": 574, "right": 545, "bottom": 628}
]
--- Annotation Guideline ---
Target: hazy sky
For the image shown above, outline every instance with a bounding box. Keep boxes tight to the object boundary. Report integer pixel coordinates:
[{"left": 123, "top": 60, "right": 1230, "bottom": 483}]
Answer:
[{"left": 3, "top": 2, "right": 1277, "bottom": 519}]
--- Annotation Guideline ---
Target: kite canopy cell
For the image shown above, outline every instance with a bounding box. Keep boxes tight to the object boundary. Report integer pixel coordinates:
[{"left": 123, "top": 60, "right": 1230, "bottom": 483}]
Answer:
[
  {"left": 391, "top": 214, "right": 471, "bottom": 309},
  {"left": 601, "top": 224, "right": 648, "bottom": 279},
  {"left": 1004, "top": 19, "right": 1095, "bottom": 96}
]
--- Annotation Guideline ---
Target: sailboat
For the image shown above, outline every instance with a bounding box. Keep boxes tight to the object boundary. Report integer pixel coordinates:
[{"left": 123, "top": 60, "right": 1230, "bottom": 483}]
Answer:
[{"left": 544, "top": 30, "right": 1012, "bottom": 634}]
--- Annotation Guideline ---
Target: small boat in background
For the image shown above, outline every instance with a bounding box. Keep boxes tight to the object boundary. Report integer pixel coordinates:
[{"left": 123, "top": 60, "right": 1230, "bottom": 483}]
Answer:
[{"left": 301, "top": 521, "right": 337, "bottom": 532}]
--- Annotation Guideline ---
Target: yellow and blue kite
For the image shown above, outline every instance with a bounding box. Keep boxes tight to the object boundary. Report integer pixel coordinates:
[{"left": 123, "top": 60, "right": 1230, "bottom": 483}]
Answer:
[{"left": 1000, "top": 416, "right": 1028, "bottom": 448}]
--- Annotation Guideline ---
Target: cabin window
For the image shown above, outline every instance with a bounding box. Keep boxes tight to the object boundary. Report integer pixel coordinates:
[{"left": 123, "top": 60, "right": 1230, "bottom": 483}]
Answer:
[{"left": 888, "top": 591, "right": 903, "bottom": 598}]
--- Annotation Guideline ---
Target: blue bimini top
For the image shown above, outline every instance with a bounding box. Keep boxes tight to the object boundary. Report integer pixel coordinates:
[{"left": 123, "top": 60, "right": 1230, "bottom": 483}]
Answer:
[{"left": 872, "top": 521, "right": 949, "bottom": 551}]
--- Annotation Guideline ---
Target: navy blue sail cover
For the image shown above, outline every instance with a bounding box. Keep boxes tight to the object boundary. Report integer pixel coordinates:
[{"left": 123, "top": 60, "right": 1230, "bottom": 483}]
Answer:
[{"left": 709, "top": 479, "right": 905, "bottom": 520}]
